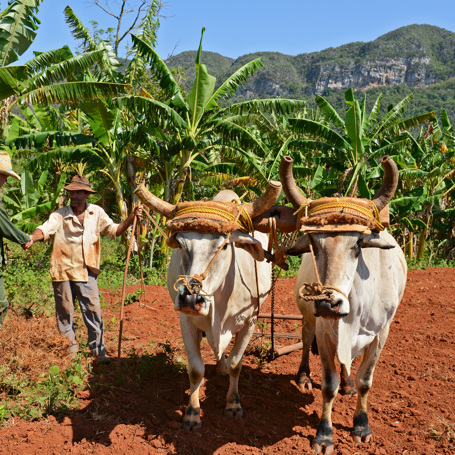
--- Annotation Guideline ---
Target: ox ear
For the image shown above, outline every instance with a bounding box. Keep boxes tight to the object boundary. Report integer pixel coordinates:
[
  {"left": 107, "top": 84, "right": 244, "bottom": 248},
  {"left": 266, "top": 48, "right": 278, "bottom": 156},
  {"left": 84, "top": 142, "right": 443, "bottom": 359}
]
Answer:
[
  {"left": 287, "top": 235, "right": 310, "bottom": 256},
  {"left": 230, "top": 231, "right": 265, "bottom": 262},
  {"left": 361, "top": 232, "right": 395, "bottom": 249}
]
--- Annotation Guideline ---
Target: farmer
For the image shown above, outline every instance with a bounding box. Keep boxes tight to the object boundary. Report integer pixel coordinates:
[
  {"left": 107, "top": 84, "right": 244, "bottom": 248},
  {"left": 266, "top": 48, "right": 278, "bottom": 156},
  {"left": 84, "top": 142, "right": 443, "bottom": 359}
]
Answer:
[
  {"left": 26, "top": 175, "right": 142, "bottom": 364},
  {"left": 0, "top": 152, "right": 31, "bottom": 328}
]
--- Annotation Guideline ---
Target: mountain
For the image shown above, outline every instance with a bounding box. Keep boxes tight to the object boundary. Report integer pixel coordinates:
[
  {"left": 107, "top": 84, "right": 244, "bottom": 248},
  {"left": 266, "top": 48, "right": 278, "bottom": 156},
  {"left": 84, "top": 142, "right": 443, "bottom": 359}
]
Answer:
[{"left": 165, "top": 24, "right": 455, "bottom": 118}]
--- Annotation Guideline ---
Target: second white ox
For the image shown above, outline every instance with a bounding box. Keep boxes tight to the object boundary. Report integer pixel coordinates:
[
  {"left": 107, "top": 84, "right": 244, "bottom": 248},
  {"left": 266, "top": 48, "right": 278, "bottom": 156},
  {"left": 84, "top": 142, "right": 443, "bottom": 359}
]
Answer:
[
  {"left": 135, "top": 182, "right": 281, "bottom": 430},
  {"left": 280, "top": 156, "right": 407, "bottom": 454}
]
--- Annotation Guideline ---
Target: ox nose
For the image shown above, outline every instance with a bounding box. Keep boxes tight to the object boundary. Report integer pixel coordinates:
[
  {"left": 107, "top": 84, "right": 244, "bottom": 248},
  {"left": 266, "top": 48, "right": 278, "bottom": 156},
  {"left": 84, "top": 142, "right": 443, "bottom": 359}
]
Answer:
[
  {"left": 314, "top": 298, "right": 347, "bottom": 319},
  {"left": 176, "top": 292, "right": 206, "bottom": 316}
]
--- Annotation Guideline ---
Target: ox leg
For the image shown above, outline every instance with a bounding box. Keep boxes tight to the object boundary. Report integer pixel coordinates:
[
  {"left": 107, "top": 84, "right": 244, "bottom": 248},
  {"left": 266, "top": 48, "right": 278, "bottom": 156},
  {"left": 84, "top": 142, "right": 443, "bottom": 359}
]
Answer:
[
  {"left": 224, "top": 324, "right": 254, "bottom": 419},
  {"left": 339, "top": 363, "right": 356, "bottom": 396},
  {"left": 216, "top": 352, "right": 228, "bottom": 376},
  {"left": 352, "top": 325, "right": 390, "bottom": 444},
  {"left": 297, "top": 319, "right": 316, "bottom": 391},
  {"left": 313, "top": 335, "right": 339, "bottom": 455},
  {"left": 181, "top": 323, "right": 204, "bottom": 431}
]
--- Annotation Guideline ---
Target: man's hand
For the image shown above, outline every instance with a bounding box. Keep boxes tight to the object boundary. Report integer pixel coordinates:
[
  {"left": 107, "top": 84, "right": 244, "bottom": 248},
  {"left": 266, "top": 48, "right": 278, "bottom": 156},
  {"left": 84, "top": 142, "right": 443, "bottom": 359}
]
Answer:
[
  {"left": 133, "top": 204, "right": 143, "bottom": 219},
  {"left": 22, "top": 237, "right": 34, "bottom": 251}
]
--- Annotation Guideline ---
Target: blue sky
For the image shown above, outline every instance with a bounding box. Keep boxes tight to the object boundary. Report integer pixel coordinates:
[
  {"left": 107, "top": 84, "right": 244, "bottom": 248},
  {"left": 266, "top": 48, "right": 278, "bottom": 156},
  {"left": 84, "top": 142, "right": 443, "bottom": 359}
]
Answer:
[{"left": 16, "top": 0, "right": 455, "bottom": 62}]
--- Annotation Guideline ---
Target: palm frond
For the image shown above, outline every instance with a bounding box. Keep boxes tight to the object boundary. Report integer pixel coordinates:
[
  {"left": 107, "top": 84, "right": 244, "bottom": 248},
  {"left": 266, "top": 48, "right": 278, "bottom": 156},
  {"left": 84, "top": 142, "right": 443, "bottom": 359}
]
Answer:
[
  {"left": 222, "top": 98, "right": 307, "bottom": 117},
  {"left": 25, "top": 81, "right": 131, "bottom": 106},
  {"left": 0, "top": 0, "right": 43, "bottom": 67},
  {"left": 131, "top": 34, "right": 185, "bottom": 107},
  {"left": 26, "top": 50, "right": 108, "bottom": 89},
  {"left": 289, "top": 118, "right": 352, "bottom": 152},
  {"left": 64, "top": 5, "right": 96, "bottom": 52},
  {"left": 0, "top": 65, "right": 28, "bottom": 99},
  {"left": 25, "top": 45, "right": 74, "bottom": 75},
  {"left": 394, "top": 111, "right": 436, "bottom": 133},
  {"left": 116, "top": 95, "right": 188, "bottom": 131},
  {"left": 315, "top": 94, "right": 344, "bottom": 129},
  {"left": 205, "top": 58, "right": 263, "bottom": 109},
  {"left": 7, "top": 131, "right": 93, "bottom": 149}
]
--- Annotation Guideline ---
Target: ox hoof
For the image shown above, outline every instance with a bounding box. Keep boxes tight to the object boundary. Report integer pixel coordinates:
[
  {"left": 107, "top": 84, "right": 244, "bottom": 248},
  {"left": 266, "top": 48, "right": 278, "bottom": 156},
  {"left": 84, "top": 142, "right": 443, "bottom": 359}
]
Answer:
[
  {"left": 224, "top": 394, "right": 243, "bottom": 419},
  {"left": 313, "top": 420, "right": 333, "bottom": 454},
  {"left": 312, "top": 440, "right": 334, "bottom": 455},
  {"left": 352, "top": 412, "right": 372, "bottom": 443},
  {"left": 297, "top": 373, "right": 313, "bottom": 392},
  {"left": 182, "top": 405, "right": 201, "bottom": 431}
]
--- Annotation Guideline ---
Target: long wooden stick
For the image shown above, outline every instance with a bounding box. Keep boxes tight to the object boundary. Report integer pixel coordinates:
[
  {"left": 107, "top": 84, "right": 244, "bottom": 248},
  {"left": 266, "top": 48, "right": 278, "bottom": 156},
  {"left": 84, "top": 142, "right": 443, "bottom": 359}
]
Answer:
[{"left": 117, "top": 216, "right": 138, "bottom": 360}]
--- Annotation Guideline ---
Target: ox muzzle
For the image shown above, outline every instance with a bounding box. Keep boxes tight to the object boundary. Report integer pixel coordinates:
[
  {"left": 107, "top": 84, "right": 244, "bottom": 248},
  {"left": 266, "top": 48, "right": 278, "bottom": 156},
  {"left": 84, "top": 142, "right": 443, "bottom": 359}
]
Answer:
[
  {"left": 313, "top": 295, "right": 349, "bottom": 319},
  {"left": 175, "top": 283, "right": 210, "bottom": 317}
]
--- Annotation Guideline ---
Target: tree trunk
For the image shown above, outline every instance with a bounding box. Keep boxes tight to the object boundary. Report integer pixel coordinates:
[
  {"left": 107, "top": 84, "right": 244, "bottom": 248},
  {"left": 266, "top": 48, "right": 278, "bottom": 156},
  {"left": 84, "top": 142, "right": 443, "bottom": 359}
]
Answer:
[{"left": 407, "top": 230, "right": 414, "bottom": 261}]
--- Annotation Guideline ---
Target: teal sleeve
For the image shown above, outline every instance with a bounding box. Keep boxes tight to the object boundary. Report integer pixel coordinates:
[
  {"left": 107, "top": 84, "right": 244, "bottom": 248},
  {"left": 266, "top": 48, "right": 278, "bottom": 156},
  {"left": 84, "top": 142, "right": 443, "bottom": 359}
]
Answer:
[{"left": 0, "top": 204, "right": 30, "bottom": 244}]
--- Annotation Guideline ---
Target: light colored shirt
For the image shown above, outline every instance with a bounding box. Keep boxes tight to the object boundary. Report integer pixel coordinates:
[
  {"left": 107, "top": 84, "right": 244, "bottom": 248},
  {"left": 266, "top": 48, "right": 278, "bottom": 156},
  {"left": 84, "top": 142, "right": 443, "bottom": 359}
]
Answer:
[{"left": 37, "top": 204, "right": 119, "bottom": 282}]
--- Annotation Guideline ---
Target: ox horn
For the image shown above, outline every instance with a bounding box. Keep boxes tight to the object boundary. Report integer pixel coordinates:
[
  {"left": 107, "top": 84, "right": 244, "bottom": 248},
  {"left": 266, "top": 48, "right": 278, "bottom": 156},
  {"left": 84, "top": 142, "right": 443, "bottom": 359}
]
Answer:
[
  {"left": 279, "top": 156, "right": 308, "bottom": 209},
  {"left": 371, "top": 155, "right": 399, "bottom": 212},
  {"left": 243, "top": 180, "right": 282, "bottom": 219},
  {"left": 134, "top": 183, "right": 175, "bottom": 218}
]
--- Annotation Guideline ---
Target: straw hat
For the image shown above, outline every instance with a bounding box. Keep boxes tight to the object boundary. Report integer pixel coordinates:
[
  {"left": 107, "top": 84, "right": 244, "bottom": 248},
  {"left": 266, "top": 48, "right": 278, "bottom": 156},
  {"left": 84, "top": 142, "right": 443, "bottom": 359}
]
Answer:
[
  {"left": 63, "top": 175, "right": 97, "bottom": 193},
  {"left": 0, "top": 152, "right": 20, "bottom": 180}
]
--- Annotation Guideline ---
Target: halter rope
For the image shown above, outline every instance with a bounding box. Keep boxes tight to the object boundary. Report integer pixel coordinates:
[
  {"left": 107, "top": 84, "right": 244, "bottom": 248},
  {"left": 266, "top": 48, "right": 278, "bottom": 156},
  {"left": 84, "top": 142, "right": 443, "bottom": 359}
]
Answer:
[{"left": 298, "top": 238, "right": 349, "bottom": 302}]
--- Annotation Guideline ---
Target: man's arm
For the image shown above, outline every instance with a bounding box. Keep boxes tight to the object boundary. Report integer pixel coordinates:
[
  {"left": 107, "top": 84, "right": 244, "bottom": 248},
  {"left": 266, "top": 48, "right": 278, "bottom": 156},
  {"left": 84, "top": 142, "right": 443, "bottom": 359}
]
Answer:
[{"left": 115, "top": 205, "right": 143, "bottom": 237}]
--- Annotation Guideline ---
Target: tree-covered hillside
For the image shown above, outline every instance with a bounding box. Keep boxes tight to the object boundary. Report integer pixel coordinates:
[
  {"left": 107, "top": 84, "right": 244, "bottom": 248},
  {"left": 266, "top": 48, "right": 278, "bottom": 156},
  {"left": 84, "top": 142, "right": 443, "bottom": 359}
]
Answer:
[{"left": 166, "top": 24, "right": 455, "bottom": 117}]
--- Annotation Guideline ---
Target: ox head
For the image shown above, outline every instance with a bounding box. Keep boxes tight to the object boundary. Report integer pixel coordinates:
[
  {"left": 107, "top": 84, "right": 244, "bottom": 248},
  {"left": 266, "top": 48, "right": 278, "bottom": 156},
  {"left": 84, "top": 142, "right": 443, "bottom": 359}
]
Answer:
[
  {"left": 135, "top": 181, "right": 282, "bottom": 316},
  {"left": 282, "top": 155, "right": 398, "bottom": 319}
]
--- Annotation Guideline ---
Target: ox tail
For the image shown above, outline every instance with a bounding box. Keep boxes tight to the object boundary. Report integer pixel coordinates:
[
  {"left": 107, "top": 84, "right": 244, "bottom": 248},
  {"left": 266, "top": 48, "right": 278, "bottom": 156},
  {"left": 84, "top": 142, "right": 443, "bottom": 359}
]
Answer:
[{"left": 311, "top": 336, "right": 319, "bottom": 356}]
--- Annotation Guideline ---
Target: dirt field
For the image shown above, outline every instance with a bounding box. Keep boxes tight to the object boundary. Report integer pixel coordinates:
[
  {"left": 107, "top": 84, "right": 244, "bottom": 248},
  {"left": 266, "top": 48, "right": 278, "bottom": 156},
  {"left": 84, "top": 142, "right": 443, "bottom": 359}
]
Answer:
[{"left": 0, "top": 267, "right": 454, "bottom": 454}]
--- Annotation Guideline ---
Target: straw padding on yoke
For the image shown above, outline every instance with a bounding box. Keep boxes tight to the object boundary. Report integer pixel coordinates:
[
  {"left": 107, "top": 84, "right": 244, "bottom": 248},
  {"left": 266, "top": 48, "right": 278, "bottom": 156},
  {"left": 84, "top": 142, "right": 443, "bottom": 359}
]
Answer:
[
  {"left": 165, "top": 200, "right": 254, "bottom": 247},
  {"left": 295, "top": 197, "right": 386, "bottom": 233}
]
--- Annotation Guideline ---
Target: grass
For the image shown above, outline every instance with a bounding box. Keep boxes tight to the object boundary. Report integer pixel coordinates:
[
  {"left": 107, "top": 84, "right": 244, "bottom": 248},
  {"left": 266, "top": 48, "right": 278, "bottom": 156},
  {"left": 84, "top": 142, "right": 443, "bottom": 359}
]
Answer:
[{"left": 428, "top": 414, "right": 455, "bottom": 443}]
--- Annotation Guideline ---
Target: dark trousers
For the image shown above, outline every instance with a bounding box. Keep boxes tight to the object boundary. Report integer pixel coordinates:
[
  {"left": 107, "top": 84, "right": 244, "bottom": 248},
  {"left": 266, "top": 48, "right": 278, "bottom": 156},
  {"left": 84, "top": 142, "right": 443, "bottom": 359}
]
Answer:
[{"left": 52, "top": 270, "right": 106, "bottom": 356}]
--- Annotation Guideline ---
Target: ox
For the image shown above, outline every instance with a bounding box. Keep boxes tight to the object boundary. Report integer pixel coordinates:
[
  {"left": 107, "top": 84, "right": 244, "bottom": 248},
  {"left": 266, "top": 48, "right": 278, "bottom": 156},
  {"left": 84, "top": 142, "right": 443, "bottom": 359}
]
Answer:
[
  {"left": 135, "top": 181, "right": 282, "bottom": 430},
  {"left": 280, "top": 155, "right": 407, "bottom": 454}
]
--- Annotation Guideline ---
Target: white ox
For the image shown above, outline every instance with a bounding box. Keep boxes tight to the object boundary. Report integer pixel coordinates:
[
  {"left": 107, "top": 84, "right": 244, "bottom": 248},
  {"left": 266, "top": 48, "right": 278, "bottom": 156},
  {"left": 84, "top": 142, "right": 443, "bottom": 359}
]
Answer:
[
  {"left": 280, "top": 156, "right": 407, "bottom": 454},
  {"left": 135, "top": 182, "right": 281, "bottom": 430}
]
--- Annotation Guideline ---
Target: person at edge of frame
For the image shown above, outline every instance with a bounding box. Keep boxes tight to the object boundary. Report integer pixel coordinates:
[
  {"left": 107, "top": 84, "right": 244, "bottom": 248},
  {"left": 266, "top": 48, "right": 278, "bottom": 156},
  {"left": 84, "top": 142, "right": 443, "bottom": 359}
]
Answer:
[
  {"left": 26, "top": 174, "right": 143, "bottom": 365},
  {"left": 0, "top": 152, "right": 32, "bottom": 328}
]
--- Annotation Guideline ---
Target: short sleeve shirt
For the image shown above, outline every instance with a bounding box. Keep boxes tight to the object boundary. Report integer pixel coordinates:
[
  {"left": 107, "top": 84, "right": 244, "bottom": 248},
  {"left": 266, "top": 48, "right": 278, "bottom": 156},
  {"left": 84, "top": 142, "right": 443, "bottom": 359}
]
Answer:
[{"left": 37, "top": 204, "right": 119, "bottom": 282}]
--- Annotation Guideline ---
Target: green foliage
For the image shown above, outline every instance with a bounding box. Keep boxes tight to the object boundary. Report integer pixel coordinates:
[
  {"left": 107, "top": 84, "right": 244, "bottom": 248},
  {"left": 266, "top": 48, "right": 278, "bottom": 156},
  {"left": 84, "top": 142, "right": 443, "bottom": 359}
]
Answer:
[
  {"left": 4, "top": 240, "right": 54, "bottom": 317},
  {"left": 0, "top": 359, "right": 89, "bottom": 423}
]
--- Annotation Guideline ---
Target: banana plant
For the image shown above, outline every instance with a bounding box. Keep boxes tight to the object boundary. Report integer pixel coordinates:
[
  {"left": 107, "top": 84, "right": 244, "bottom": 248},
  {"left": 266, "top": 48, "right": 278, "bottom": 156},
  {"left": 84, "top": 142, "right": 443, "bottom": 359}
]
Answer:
[
  {"left": 2, "top": 168, "right": 66, "bottom": 231},
  {"left": 118, "top": 27, "right": 307, "bottom": 207},
  {"left": 0, "top": 1, "right": 130, "bottom": 141},
  {"left": 392, "top": 115, "right": 455, "bottom": 261},
  {"left": 288, "top": 88, "right": 436, "bottom": 196}
]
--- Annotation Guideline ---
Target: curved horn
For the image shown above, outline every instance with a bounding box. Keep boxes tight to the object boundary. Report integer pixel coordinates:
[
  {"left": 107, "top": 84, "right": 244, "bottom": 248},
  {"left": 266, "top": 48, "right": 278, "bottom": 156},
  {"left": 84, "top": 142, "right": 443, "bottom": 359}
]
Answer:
[
  {"left": 287, "top": 235, "right": 310, "bottom": 256},
  {"left": 243, "top": 180, "right": 282, "bottom": 218},
  {"left": 371, "top": 155, "right": 398, "bottom": 212},
  {"left": 134, "top": 183, "right": 175, "bottom": 218},
  {"left": 279, "top": 156, "right": 308, "bottom": 209}
]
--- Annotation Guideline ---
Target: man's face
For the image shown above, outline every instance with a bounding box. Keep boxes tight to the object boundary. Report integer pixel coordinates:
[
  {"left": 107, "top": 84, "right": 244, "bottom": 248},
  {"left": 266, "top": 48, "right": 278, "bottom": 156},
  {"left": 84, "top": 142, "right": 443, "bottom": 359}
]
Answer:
[{"left": 69, "top": 190, "right": 90, "bottom": 209}]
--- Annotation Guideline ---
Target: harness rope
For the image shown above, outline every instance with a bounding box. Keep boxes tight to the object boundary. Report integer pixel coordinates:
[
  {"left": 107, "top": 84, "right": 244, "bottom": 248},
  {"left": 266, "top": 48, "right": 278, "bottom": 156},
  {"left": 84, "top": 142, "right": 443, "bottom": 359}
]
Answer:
[{"left": 298, "top": 234, "right": 349, "bottom": 303}]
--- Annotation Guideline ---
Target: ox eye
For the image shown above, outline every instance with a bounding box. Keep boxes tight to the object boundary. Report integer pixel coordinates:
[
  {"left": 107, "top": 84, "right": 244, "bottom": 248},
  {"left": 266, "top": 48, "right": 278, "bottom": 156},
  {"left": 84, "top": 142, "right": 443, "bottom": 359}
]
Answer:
[{"left": 353, "top": 239, "right": 362, "bottom": 256}]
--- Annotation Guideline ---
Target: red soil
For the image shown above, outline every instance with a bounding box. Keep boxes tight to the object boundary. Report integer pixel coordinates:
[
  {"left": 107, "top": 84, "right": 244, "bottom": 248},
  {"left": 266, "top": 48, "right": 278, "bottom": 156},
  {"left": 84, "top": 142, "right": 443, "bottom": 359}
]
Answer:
[{"left": 1, "top": 267, "right": 454, "bottom": 454}]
